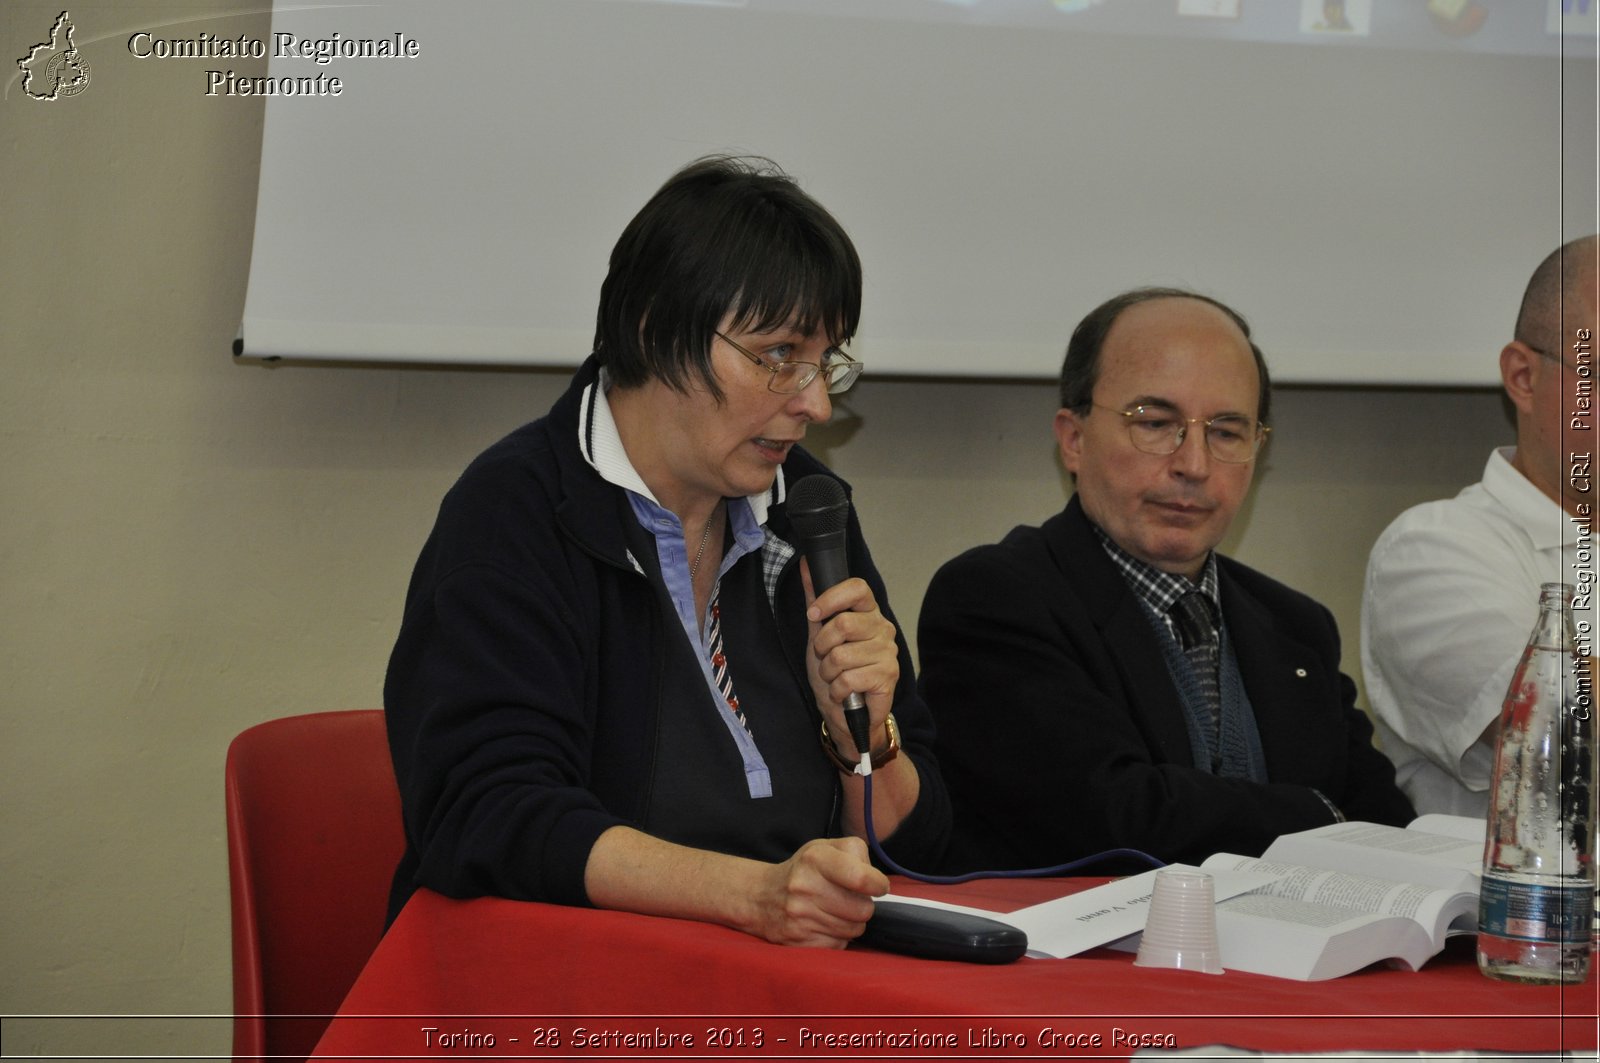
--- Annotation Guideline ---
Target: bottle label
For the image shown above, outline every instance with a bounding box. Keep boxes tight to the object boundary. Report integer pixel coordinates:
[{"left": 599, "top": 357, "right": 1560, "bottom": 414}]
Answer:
[{"left": 1479, "top": 878, "right": 1592, "bottom": 943}]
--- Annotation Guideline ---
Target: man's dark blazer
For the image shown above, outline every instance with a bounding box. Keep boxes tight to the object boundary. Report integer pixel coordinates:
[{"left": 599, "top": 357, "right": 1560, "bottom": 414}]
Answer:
[{"left": 917, "top": 495, "right": 1414, "bottom": 873}]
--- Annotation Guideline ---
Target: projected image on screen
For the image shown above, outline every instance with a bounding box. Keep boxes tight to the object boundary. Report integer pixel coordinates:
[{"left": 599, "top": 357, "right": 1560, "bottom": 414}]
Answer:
[
  {"left": 665, "top": 0, "right": 1581, "bottom": 56},
  {"left": 238, "top": 0, "right": 1596, "bottom": 385}
]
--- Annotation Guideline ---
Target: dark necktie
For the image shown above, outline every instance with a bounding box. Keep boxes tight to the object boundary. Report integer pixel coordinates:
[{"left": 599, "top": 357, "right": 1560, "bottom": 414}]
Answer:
[{"left": 1169, "top": 591, "right": 1222, "bottom": 750}]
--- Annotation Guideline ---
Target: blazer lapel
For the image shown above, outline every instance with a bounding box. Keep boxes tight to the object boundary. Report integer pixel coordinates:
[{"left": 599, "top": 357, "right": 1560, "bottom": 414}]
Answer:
[
  {"left": 1220, "top": 567, "right": 1329, "bottom": 777},
  {"left": 1047, "top": 498, "right": 1199, "bottom": 768}
]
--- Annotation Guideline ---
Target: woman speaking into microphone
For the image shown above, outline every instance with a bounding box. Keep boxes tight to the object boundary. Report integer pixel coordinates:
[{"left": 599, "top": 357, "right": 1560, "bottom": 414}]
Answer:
[{"left": 383, "top": 156, "right": 949, "bottom": 947}]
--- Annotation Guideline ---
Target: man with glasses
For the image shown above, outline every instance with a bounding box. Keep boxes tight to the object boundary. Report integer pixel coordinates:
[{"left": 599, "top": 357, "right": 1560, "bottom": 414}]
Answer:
[
  {"left": 1362, "top": 235, "right": 1599, "bottom": 817},
  {"left": 919, "top": 287, "right": 1413, "bottom": 872}
]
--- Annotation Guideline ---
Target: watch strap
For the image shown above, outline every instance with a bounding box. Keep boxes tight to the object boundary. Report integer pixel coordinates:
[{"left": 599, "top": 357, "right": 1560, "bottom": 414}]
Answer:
[{"left": 820, "top": 713, "right": 900, "bottom": 775}]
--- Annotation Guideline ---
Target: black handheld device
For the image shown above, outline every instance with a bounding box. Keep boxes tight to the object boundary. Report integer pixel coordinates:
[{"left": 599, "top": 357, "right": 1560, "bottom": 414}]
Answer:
[{"left": 857, "top": 900, "right": 1028, "bottom": 965}]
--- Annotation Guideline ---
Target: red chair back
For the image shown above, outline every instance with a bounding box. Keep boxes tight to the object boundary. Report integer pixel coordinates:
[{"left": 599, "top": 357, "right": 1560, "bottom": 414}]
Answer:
[{"left": 225, "top": 710, "right": 403, "bottom": 1063}]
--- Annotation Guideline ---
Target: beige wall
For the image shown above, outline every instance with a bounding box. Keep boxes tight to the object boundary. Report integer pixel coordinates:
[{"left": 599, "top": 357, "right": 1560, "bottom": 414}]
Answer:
[{"left": 2, "top": 1, "right": 1509, "bottom": 1057}]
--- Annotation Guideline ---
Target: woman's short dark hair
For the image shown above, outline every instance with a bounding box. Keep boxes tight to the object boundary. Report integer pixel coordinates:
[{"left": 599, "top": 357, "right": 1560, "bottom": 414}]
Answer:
[
  {"left": 593, "top": 155, "right": 862, "bottom": 400},
  {"left": 1059, "top": 287, "right": 1272, "bottom": 428}
]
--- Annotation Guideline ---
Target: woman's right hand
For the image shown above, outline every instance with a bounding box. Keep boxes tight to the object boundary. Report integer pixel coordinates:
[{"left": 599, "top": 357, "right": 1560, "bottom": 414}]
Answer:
[
  {"left": 585, "top": 827, "right": 889, "bottom": 948},
  {"left": 747, "top": 836, "right": 889, "bottom": 948}
]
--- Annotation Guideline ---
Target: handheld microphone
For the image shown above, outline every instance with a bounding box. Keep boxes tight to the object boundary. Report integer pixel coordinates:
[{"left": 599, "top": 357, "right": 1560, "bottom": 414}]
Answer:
[
  {"left": 787, "top": 476, "right": 1168, "bottom": 887},
  {"left": 787, "top": 474, "right": 874, "bottom": 771}
]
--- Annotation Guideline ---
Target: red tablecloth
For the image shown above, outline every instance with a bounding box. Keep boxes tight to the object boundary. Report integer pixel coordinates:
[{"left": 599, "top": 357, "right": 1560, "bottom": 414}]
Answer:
[{"left": 312, "top": 877, "right": 1597, "bottom": 1060}]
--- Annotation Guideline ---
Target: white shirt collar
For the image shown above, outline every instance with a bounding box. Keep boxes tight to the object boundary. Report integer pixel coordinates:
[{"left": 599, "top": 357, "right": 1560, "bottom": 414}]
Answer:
[
  {"left": 1481, "top": 445, "right": 1570, "bottom": 551},
  {"left": 577, "top": 367, "right": 786, "bottom": 522}
]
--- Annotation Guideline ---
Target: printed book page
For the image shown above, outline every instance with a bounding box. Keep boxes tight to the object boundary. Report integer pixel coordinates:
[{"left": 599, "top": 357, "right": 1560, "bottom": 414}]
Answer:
[
  {"left": 1191, "top": 854, "right": 1479, "bottom": 980},
  {"left": 1260, "top": 819, "right": 1482, "bottom": 894},
  {"left": 1210, "top": 892, "right": 1439, "bottom": 979},
  {"left": 1202, "top": 855, "right": 1477, "bottom": 939}
]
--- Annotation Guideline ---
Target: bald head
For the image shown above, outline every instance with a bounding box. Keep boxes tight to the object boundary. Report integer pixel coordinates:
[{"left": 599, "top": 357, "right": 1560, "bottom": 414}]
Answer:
[
  {"left": 1514, "top": 234, "right": 1598, "bottom": 355},
  {"left": 1502, "top": 234, "right": 1599, "bottom": 517}
]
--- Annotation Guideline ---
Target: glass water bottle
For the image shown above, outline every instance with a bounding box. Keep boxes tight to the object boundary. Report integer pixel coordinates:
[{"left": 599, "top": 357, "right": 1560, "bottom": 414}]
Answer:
[{"left": 1477, "top": 583, "right": 1594, "bottom": 983}]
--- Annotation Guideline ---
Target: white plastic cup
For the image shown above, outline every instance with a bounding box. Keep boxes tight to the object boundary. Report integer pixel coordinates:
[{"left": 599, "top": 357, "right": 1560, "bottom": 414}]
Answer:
[{"left": 1134, "top": 867, "right": 1224, "bottom": 974}]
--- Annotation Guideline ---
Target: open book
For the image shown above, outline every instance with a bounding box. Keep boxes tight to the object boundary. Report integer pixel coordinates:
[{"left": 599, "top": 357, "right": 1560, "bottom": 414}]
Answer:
[
  {"left": 883, "top": 816, "right": 1486, "bottom": 980},
  {"left": 1196, "top": 815, "right": 1484, "bottom": 981}
]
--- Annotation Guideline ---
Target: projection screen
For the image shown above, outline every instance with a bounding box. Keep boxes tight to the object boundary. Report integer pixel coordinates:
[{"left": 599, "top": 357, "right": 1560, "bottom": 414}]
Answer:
[{"left": 237, "top": 0, "right": 1599, "bottom": 385}]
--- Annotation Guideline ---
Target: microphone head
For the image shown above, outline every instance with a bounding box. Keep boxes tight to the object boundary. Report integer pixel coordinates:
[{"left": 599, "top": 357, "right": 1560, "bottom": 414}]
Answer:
[{"left": 787, "top": 474, "right": 850, "bottom": 542}]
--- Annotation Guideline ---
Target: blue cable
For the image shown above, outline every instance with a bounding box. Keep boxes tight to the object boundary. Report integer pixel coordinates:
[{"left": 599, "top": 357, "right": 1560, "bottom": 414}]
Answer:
[{"left": 861, "top": 770, "right": 1166, "bottom": 885}]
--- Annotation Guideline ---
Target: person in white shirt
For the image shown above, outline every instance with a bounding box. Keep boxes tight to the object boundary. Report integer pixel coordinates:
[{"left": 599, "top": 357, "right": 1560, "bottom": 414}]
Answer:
[{"left": 1362, "top": 234, "right": 1598, "bottom": 815}]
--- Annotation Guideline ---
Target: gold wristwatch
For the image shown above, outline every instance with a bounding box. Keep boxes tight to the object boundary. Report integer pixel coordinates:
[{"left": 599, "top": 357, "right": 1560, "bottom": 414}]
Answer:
[{"left": 820, "top": 713, "right": 900, "bottom": 774}]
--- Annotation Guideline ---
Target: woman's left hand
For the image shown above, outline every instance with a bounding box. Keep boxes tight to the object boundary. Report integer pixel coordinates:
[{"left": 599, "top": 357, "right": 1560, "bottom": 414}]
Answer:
[{"left": 801, "top": 559, "right": 900, "bottom": 758}]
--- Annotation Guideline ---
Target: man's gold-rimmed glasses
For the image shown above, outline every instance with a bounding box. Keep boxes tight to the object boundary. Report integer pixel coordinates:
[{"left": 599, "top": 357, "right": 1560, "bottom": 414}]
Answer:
[{"left": 1091, "top": 403, "right": 1269, "bottom": 464}]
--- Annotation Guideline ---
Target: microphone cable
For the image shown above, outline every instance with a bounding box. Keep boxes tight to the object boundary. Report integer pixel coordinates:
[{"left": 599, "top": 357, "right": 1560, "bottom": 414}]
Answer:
[{"left": 859, "top": 768, "right": 1166, "bottom": 885}]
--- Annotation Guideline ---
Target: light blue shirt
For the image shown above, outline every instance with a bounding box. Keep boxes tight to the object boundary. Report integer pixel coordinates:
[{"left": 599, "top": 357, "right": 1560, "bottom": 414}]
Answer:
[{"left": 577, "top": 371, "right": 790, "bottom": 798}]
